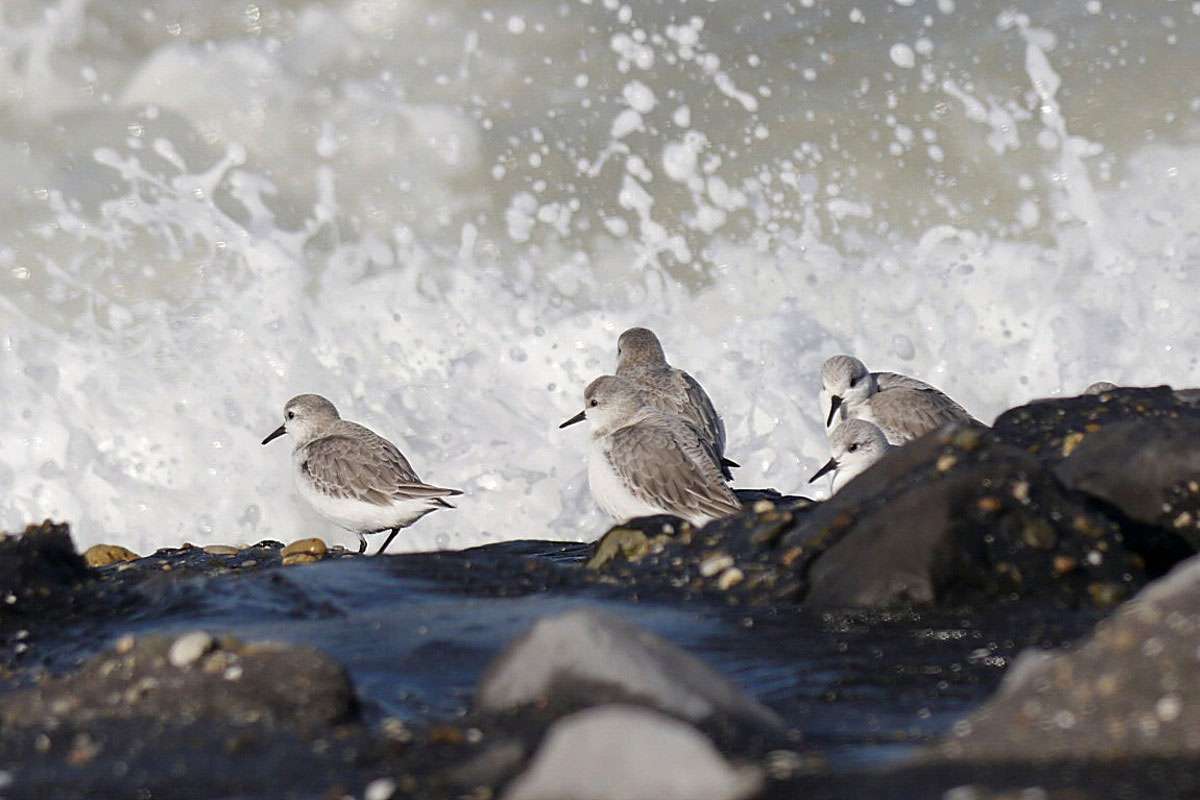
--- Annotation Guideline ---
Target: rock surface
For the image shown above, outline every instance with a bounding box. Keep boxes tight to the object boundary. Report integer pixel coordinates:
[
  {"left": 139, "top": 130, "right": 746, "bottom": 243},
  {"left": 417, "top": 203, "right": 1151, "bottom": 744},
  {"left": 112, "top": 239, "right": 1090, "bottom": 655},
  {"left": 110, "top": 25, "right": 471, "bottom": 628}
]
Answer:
[
  {"left": 502, "top": 705, "right": 763, "bottom": 800},
  {"left": 934, "top": 553, "right": 1200, "bottom": 761},
  {"left": 0, "top": 521, "right": 91, "bottom": 617},
  {"left": 1054, "top": 417, "right": 1200, "bottom": 557},
  {"left": 476, "top": 608, "right": 781, "bottom": 731},
  {"left": 0, "top": 633, "right": 357, "bottom": 734},
  {"left": 993, "top": 386, "right": 1200, "bottom": 464}
]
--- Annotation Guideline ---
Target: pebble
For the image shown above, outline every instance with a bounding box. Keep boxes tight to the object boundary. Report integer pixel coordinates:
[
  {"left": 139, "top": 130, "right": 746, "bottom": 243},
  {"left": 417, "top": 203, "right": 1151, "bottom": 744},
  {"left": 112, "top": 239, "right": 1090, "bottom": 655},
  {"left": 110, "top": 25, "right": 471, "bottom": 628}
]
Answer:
[
  {"left": 114, "top": 634, "right": 136, "bottom": 655},
  {"left": 365, "top": 777, "right": 397, "bottom": 800},
  {"left": 699, "top": 553, "right": 734, "bottom": 578},
  {"left": 83, "top": 544, "right": 140, "bottom": 567},
  {"left": 716, "top": 567, "right": 744, "bottom": 591},
  {"left": 168, "top": 631, "right": 216, "bottom": 668},
  {"left": 282, "top": 538, "right": 328, "bottom": 558},
  {"left": 203, "top": 545, "right": 240, "bottom": 556}
]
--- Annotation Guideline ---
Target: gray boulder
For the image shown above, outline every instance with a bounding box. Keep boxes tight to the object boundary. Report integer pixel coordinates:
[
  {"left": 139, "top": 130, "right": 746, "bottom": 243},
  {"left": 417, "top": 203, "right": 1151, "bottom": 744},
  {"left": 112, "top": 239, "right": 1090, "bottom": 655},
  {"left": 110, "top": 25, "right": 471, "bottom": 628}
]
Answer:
[
  {"left": 476, "top": 608, "right": 781, "bottom": 730},
  {"left": 501, "top": 705, "right": 762, "bottom": 800},
  {"left": 1054, "top": 417, "right": 1200, "bottom": 553},
  {"left": 935, "top": 553, "right": 1200, "bottom": 760}
]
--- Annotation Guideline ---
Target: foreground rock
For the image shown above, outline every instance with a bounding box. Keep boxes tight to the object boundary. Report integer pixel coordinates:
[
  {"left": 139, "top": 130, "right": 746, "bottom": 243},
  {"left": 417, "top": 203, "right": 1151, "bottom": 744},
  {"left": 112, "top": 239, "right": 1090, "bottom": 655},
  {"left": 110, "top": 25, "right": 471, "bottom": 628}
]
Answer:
[
  {"left": 993, "top": 385, "right": 1200, "bottom": 463},
  {"left": 477, "top": 609, "right": 781, "bottom": 731},
  {"left": 0, "top": 521, "right": 91, "bottom": 618},
  {"left": 1, "top": 632, "right": 357, "bottom": 733},
  {"left": 934, "top": 553, "right": 1200, "bottom": 761},
  {"left": 502, "top": 705, "right": 763, "bottom": 800},
  {"left": 1054, "top": 417, "right": 1200, "bottom": 562}
]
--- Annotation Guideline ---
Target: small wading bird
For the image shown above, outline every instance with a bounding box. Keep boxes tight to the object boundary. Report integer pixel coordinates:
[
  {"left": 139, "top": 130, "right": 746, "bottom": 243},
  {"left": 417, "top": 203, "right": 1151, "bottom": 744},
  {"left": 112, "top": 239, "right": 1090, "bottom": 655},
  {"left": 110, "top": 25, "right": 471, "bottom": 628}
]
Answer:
[
  {"left": 615, "top": 326, "right": 739, "bottom": 480},
  {"left": 262, "top": 394, "right": 461, "bottom": 555},
  {"left": 809, "top": 418, "right": 893, "bottom": 494},
  {"left": 820, "top": 354, "right": 978, "bottom": 446},
  {"left": 560, "top": 375, "right": 742, "bottom": 528}
]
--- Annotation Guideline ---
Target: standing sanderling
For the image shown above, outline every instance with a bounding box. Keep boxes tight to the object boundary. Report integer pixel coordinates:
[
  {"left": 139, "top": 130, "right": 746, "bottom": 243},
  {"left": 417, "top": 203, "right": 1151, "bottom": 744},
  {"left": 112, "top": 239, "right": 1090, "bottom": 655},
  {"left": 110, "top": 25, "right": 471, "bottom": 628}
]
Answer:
[
  {"left": 262, "top": 394, "right": 461, "bottom": 555},
  {"left": 809, "top": 418, "right": 893, "bottom": 494},
  {"left": 560, "top": 375, "right": 741, "bottom": 528},
  {"left": 615, "top": 326, "right": 738, "bottom": 479},
  {"left": 820, "top": 354, "right": 979, "bottom": 445}
]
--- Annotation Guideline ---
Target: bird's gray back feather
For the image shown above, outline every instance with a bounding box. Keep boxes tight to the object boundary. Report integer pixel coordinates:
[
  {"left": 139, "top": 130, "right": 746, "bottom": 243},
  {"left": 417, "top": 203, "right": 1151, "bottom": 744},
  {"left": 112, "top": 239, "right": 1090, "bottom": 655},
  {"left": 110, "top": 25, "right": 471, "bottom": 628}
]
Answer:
[
  {"left": 300, "top": 421, "right": 462, "bottom": 506},
  {"left": 607, "top": 413, "right": 740, "bottom": 522}
]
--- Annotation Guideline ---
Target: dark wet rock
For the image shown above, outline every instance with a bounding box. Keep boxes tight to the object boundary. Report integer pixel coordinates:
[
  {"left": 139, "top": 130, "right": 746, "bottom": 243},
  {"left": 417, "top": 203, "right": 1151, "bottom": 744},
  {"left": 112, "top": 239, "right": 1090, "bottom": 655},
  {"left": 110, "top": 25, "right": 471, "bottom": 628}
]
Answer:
[
  {"left": 795, "top": 426, "right": 1140, "bottom": 608},
  {"left": 501, "top": 705, "right": 763, "bottom": 800},
  {"left": 587, "top": 425, "right": 1145, "bottom": 609},
  {"left": 0, "top": 521, "right": 91, "bottom": 618},
  {"left": 933, "top": 554, "right": 1200, "bottom": 761},
  {"left": 0, "top": 632, "right": 357, "bottom": 733},
  {"left": 1053, "top": 417, "right": 1200, "bottom": 561},
  {"left": 476, "top": 608, "right": 782, "bottom": 732},
  {"left": 992, "top": 386, "right": 1200, "bottom": 464},
  {"left": 734, "top": 487, "right": 813, "bottom": 508}
]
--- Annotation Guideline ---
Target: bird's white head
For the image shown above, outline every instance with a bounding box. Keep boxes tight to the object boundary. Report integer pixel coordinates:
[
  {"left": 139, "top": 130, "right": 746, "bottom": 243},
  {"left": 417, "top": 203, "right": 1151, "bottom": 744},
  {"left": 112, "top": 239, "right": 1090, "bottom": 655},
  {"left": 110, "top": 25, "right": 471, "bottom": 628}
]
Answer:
[
  {"left": 810, "top": 418, "right": 891, "bottom": 493},
  {"left": 262, "top": 393, "right": 341, "bottom": 448},
  {"left": 821, "top": 354, "right": 875, "bottom": 427},
  {"left": 560, "top": 375, "right": 648, "bottom": 437}
]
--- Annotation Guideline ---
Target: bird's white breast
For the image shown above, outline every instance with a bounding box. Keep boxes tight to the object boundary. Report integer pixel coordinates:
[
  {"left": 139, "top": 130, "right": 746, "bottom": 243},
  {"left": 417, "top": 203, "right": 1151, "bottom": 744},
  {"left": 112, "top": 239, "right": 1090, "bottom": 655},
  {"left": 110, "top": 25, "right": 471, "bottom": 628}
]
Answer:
[
  {"left": 292, "top": 448, "right": 435, "bottom": 533},
  {"left": 587, "top": 438, "right": 666, "bottom": 523}
]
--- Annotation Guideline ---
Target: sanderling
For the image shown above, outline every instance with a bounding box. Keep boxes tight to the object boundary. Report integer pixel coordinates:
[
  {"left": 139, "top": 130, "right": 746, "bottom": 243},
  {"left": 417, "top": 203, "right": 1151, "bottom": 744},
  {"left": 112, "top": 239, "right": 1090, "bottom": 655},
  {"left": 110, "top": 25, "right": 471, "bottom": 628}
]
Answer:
[
  {"left": 615, "top": 326, "right": 738, "bottom": 480},
  {"left": 820, "top": 355, "right": 979, "bottom": 445},
  {"left": 559, "top": 375, "right": 742, "bottom": 528},
  {"left": 809, "top": 418, "right": 893, "bottom": 494},
  {"left": 262, "top": 394, "right": 461, "bottom": 555}
]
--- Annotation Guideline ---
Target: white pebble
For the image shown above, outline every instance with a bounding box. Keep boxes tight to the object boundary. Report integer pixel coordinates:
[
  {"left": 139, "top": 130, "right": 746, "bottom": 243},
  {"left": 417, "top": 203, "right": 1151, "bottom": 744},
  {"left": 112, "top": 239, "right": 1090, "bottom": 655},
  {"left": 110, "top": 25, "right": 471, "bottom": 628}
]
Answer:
[
  {"left": 365, "top": 777, "right": 397, "bottom": 800},
  {"left": 168, "top": 631, "right": 215, "bottom": 668}
]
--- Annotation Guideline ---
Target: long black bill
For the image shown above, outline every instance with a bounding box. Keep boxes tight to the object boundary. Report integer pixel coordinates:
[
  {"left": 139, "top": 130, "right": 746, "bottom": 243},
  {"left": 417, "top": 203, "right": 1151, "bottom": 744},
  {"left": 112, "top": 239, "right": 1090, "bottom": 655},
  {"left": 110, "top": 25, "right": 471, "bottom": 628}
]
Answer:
[
  {"left": 826, "top": 395, "right": 843, "bottom": 427},
  {"left": 809, "top": 457, "right": 838, "bottom": 484},
  {"left": 559, "top": 410, "right": 587, "bottom": 429},
  {"left": 261, "top": 424, "right": 287, "bottom": 445}
]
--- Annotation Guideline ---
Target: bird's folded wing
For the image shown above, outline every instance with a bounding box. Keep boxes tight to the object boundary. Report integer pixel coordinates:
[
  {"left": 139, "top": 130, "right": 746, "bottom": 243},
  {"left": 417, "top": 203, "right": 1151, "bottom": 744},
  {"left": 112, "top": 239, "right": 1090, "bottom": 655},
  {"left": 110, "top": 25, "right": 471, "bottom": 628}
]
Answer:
[
  {"left": 611, "top": 423, "right": 741, "bottom": 521},
  {"left": 874, "top": 371, "right": 938, "bottom": 392},
  {"left": 869, "top": 386, "right": 979, "bottom": 441},
  {"left": 679, "top": 369, "right": 727, "bottom": 456},
  {"left": 303, "top": 433, "right": 461, "bottom": 506}
]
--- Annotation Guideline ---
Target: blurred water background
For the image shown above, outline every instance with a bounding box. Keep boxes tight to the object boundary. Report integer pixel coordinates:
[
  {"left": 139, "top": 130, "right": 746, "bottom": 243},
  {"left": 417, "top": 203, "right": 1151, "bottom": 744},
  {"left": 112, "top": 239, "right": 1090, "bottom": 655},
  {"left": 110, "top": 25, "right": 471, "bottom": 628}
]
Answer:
[{"left": 2, "top": 0, "right": 1199, "bottom": 553}]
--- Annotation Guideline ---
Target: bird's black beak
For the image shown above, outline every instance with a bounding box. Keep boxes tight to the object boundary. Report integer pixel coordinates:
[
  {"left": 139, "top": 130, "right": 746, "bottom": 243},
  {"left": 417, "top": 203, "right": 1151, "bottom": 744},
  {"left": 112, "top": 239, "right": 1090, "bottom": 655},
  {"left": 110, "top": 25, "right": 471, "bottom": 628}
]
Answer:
[
  {"left": 559, "top": 410, "right": 587, "bottom": 429},
  {"left": 809, "top": 457, "right": 839, "bottom": 484},
  {"left": 261, "top": 425, "right": 287, "bottom": 446},
  {"left": 826, "top": 395, "right": 842, "bottom": 427}
]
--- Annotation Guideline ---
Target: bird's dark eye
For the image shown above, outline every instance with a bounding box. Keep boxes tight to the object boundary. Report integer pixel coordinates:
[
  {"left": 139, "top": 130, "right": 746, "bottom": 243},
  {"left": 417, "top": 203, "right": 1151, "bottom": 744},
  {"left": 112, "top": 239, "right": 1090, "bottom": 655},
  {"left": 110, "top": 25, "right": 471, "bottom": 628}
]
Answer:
[
  {"left": 589, "top": 399, "right": 599, "bottom": 407},
  {"left": 287, "top": 411, "right": 295, "bottom": 420},
  {"left": 848, "top": 443, "right": 859, "bottom": 452},
  {"left": 849, "top": 377, "right": 858, "bottom": 388}
]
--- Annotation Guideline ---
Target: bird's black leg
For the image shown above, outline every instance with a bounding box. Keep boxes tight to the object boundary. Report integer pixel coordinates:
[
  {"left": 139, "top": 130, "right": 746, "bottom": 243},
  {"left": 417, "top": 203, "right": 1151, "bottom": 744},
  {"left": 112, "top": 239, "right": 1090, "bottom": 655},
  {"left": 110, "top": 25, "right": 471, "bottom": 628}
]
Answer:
[
  {"left": 375, "top": 528, "right": 401, "bottom": 556},
  {"left": 357, "top": 535, "right": 367, "bottom": 555}
]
